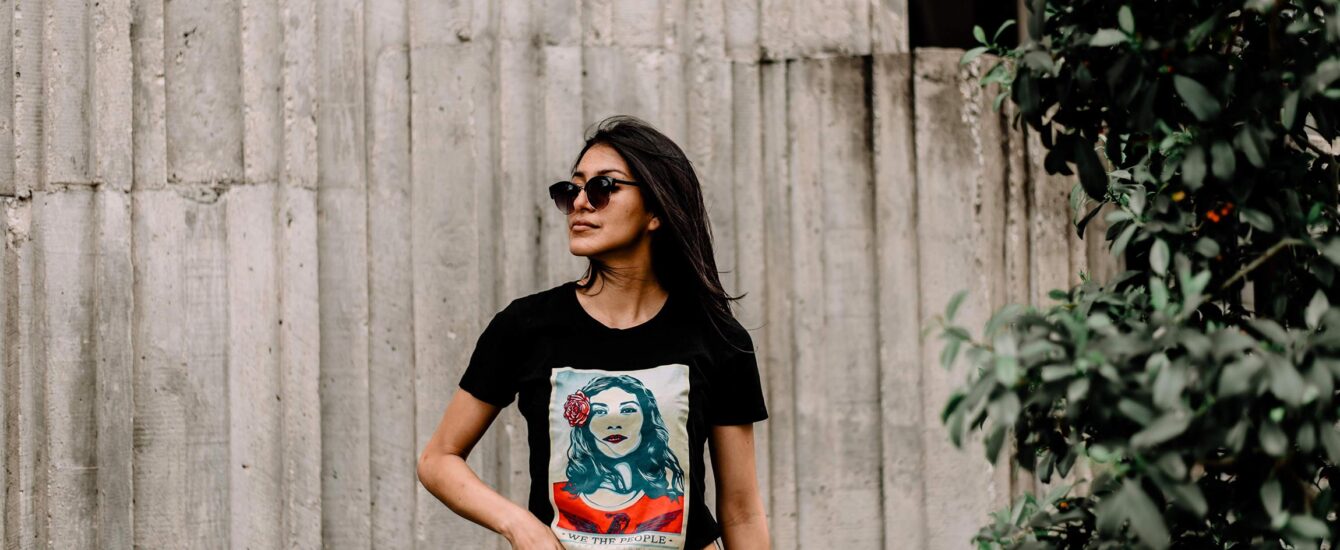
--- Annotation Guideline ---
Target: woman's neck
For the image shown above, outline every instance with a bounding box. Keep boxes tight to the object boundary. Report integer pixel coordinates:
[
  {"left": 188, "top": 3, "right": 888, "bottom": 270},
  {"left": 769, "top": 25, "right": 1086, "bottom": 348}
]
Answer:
[{"left": 576, "top": 272, "right": 668, "bottom": 329}]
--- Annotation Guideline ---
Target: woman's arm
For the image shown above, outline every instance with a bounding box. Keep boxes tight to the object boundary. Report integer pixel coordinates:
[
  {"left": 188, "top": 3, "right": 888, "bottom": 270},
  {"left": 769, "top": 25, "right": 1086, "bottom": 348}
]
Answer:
[
  {"left": 417, "top": 389, "right": 562, "bottom": 549},
  {"left": 709, "top": 423, "right": 770, "bottom": 550}
]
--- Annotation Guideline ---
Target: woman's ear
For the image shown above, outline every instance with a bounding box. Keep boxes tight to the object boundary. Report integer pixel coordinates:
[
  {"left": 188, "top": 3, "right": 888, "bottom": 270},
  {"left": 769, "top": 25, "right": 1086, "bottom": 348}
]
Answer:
[{"left": 647, "top": 215, "right": 660, "bottom": 233}]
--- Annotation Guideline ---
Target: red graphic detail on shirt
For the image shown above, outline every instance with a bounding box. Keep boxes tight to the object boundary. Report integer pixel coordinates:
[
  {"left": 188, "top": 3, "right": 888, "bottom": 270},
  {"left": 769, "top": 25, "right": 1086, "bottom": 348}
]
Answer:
[
  {"left": 563, "top": 391, "right": 591, "bottom": 427},
  {"left": 552, "top": 482, "right": 683, "bottom": 535}
]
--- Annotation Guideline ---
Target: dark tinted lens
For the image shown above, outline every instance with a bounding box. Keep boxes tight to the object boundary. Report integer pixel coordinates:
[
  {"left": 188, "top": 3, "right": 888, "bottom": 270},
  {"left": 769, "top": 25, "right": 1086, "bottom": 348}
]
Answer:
[
  {"left": 585, "top": 176, "right": 614, "bottom": 210},
  {"left": 549, "top": 182, "right": 578, "bottom": 214}
]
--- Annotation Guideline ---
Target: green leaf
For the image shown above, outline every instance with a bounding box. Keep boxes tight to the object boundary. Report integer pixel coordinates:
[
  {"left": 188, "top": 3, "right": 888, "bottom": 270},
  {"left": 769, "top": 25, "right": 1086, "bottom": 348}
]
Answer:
[
  {"left": 1174, "top": 74, "right": 1222, "bottom": 121},
  {"left": 992, "top": 20, "right": 1016, "bottom": 43},
  {"left": 1068, "top": 377, "right": 1090, "bottom": 402},
  {"left": 1119, "top": 398, "right": 1155, "bottom": 425},
  {"left": 1282, "top": 89, "right": 1300, "bottom": 128},
  {"left": 1163, "top": 483, "right": 1208, "bottom": 518},
  {"left": 1089, "top": 28, "right": 1128, "bottom": 47},
  {"left": 1218, "top": 355, "right": 1263, "bottom": 397},
  {"left": 1226, "top": 420, "right": 1249, "bottom": 452},
  {"left": 1150, "top": 276, "right": 1169, "bottom": 311},
  {"left": 1022, "top": 51, "right": 1055, "bottom": 76},
  {"left": 1210, "top": 140, "right": 1236, "bottom": 181},
  {"left": 1152, "top": 361, "right": 1186, "bottom": 410},
  {"left": 1194, "top": 237, "right": 1220, "bottom": 258},
  {"left": 960, "top": 46, "right": 989, "bottom": 66},
  {"left": 1120, "top": 481, "right": 1172, "bottom": 549},
  {"left": 1260, "top": 421, "right": 1290, "bottom": 457},
  {"left": 1270, "top": 358, "right": 1308, "bottom": 406},
  {"left": 1151, "top": 239, "right": 1170, "bottom": 276},
  {"left": 940, "top": 337, "right": 963, "bottom": 370},
  {"left": 1249, "top": 319, "right": 1290, "bottom": 346},
  {"left": 1181, "top": 145, "right": 1206, "bottom": 190},
  {"left": 1240, "top": 208, "right": 1275, "bottom": 233},
  {"left": 1235, "top": 125, "right": 1268, "bottom": 168},
  {"left": 1112, "top": 223, "right": 1138, "bottom": 257},
  {"left": 1118, "top": 5, "right": 1135, "bottom": 33},
  {"left": 1075, "top": 139, "right": 1109, "bottom": 201},
  {"left": 1261, "top": 477, "right": 1283, "bottom": 520},
  {"left": 1287, "top": 515, "right": 1330, "bottom": 539},
  {"left": 973, "top": 24, "right": 987, "bottom": 45},
  {"left": 1132, "top": 411, "right": 1191, "bottom": 448},
  {"left": 1320, "top": 423, "right": 1340, "bottom": 463},
  {"left": 946, "top": 290, "right": 968, "bottom": 321},
  {"left": 984, "top": 423, "right": 1007, "bottom": 463},
  {"left": 1306, "top": 290, "right": 1329, "bottom": 330}
]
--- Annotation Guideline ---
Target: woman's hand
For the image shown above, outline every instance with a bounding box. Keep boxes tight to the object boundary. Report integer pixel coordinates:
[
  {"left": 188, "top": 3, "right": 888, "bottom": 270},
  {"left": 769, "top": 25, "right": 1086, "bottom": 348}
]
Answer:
[{"left": 501, "top": 513, "right": 566, "bottom": 549}]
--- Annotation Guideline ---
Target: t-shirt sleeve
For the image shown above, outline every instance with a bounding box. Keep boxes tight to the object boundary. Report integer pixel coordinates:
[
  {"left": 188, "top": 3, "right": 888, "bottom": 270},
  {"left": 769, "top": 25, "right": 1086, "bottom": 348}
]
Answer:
[
  {"left": 457, "top": 304, "right": 521, "bottom": 408},
  {"left": 707, "top": 323, "right": 770, "bottom": 425}
]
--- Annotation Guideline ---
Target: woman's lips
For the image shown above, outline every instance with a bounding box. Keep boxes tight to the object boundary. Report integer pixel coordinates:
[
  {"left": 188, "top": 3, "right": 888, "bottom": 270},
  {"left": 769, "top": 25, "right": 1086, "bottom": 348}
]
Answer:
[
  {"left": 603, "top": 434, "right": 627, "bottom": 443},
  {"left": 573, "top": 224, "right": 597, "bottom": 231}
]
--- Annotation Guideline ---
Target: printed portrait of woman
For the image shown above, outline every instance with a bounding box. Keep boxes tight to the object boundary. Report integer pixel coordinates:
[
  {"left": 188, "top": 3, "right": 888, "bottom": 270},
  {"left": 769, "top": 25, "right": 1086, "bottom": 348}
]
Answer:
[{"left": 547, "top": 365, "right": 691, "bottom": 542}]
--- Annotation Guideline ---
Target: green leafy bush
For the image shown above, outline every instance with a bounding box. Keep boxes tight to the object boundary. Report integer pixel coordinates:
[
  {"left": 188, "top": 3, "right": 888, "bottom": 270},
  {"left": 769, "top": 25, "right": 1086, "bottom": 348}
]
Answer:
[{"left": 941, "top": 1, "right": 1340, "bottom": 548}]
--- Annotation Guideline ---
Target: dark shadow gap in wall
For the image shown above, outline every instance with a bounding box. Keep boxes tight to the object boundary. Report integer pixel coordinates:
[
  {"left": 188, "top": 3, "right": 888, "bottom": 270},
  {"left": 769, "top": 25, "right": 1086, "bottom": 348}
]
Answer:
[{"left": 909, "top": 0, "right": 1021, "bottom": 50}]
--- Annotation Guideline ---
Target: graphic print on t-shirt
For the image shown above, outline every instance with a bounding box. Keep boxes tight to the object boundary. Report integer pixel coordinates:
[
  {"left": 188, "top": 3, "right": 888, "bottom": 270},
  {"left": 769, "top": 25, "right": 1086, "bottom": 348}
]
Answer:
[{"left": 547, "top": 364, "right": 691, "bottom": 550}]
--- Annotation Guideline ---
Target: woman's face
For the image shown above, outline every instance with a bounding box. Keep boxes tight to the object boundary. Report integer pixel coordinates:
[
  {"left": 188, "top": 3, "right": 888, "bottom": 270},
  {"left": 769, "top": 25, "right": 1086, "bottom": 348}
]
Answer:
[
  {"left": 586, "top": 387, "right": 644, "bottom": 459},
  {"left": 567, "top": 143, "right": 659, "bottom": 258}
]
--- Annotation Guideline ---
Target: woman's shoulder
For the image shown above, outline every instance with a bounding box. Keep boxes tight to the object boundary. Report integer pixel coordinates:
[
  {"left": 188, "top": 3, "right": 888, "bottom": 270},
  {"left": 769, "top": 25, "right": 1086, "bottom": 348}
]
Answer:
[{"left": 497, "top": 280, "right": 575, "bottom": 322}]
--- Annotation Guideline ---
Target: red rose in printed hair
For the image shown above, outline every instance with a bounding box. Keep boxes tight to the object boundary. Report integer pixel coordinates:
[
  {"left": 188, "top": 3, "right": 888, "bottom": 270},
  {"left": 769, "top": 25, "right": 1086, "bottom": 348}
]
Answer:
[{"left": 564, "top": 391, "right": 591, "bottom": 427}]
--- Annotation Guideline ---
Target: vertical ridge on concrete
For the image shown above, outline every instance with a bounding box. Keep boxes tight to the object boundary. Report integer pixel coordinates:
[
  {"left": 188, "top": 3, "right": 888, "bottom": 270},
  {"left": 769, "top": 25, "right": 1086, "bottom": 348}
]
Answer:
[
  {"left": 723, "top": 0, "right": 759, "bottom": 62},
  {"left": 496, "top": 0, "right": 540, "bottom": 520},
  {"left": 132, "top": 190, "right": 231, "bottom": 548},
  {"left": 972, "top": 55, "right": 1015, "bottom": 512},
  {"left": 1001, "top": 99, "right": 1038, "bottom": 500},
  {"left": 316, "top": 0, "right": 372, "bottom": 546},
  {"left": 730, "top": 58, "right": 770, "bottom": 514},
  {"left": 871, "top": 0, "right": 910, "bottom": 55},
  {"left": 819, "top": 56, "right": 883, "bottom": 547},
  {"left": 1026, "top": 128, "right": 1073, "bottom": 306},
  {"left": 277, "top": 0, "right": 323, "bottom": 546},
  {"left": 45, "top": 195, "right": 88, "bottom": 550},
  {"left": 872, "top": 52, "right": 926, "bottom": 550},
  {"left": 90, "top": 0, "right": 135, "bottom": 546},
  {"left": 164, "top": 0, "right": 242, "bottom": 187},
  {"left": 13, "top": 0, "right": 41, "bottom": 197},
  {"left": 786, "top": 57, "right": 826, "bottom": 548},
  {"left": 232, "top": 0, "right": 286, "bottom": 546},
  {"left": 0, "top": 202, "right": 7, "bottom": 548},
  {"left": 6, "top": 194, "right": 42, "bottom": 550},
  {"left": 760, "top": 59, "right": 797, "bottom": 550},
  {"left": 9, "top": 0, "right": 45, "bottom": 547},
  {"left": 536, "top": 0, "right": 583, "bottom": 288},
  {"left": 139, "top": 0, "right": 242, "bottom": 543},
  {"left": 226, "top": 183, "right": 282, "bottom": 550},
  {"left": 0, "top": 0, "right": 14, "bottom": 196},
  {"left": 364, "top": 0, "right": 416, "bottom": 545},
  {"left": 913, "top": 48, "right": 1007, "bottom": 549},
  {"left": 0, "top": 198, "right": 9, "bottom": 549},
  {"left": 43, "top": 0, "right": 91, "bottom": 185},
  {"left": 129, "top": 0, "right": 165, "bottom": 192},
  {"left": 758, "top": 0, "right": 794, "bottom": 61},
  {"left": 409, "top": 1, "right": 499, "bottom": 545}
]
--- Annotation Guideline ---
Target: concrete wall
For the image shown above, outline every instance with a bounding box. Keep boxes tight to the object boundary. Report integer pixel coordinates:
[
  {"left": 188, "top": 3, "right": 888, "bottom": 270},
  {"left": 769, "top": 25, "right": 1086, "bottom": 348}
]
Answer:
[{"left": 0, "top": 1, "right": 1118, "bottom": 548}]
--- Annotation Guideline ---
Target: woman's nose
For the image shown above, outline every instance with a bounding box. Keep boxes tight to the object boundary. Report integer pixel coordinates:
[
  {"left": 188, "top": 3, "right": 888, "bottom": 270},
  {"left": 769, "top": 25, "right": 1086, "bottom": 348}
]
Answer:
[{"left": 571, "top": 186, "right": 594, "bottom": 212}]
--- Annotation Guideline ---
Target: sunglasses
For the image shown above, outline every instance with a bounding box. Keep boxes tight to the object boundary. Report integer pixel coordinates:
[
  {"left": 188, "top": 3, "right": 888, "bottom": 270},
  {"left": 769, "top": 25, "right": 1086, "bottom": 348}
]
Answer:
[{"left": 548, "top": 175, "right": 641, "bottom": 214}]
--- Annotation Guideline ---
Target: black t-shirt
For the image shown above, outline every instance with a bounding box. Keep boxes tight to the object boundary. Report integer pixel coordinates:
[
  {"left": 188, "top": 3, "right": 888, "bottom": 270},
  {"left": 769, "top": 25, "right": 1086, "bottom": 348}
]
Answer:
[{"left": 458, "top": 280, "right": 769, "bottom": 549}]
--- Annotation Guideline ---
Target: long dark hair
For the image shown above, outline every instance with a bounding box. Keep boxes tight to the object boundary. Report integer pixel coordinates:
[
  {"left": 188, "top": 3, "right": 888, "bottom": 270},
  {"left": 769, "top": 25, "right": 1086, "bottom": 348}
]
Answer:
[
  {"left": 564, "top": 375, "right": 685, "bottom": 499},
  {"left": 570, "top": 115, "right": 748, "bottom": 352}
]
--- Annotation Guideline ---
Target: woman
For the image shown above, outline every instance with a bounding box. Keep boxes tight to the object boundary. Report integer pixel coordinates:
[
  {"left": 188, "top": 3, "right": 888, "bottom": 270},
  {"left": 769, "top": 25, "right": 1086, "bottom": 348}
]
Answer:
[
  {"left": 554, "top": 375, "right": 686, "bottom": 535},
  {"left": 417, "top": 115, "right": 770, "bottom": 550}
]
